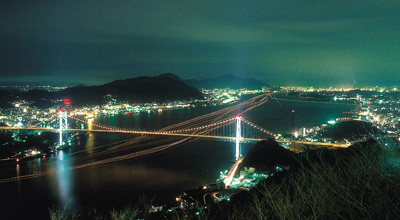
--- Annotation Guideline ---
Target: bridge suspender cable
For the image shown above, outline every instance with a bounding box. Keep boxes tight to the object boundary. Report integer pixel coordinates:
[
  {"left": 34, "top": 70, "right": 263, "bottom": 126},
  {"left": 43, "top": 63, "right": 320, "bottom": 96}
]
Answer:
[
  {"left": 59, "top": 111, "right": 68, "bottom": 148},
  {"left": 235, "top": 115, "right": 242, "bottom": 160}
]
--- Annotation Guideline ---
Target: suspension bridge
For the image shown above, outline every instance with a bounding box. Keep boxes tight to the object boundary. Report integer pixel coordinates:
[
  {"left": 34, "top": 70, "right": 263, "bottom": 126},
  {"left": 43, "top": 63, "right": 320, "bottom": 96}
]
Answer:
[
  {"left": 0, "top": 94, "right": 349, "bottom": 183},
  {"left": 1, "top": 94, "right": 349, "bottom": 159}
]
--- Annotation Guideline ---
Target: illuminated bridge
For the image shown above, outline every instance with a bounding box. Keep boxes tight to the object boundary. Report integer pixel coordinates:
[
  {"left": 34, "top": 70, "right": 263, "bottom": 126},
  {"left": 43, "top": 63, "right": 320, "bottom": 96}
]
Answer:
[
  {"left": 0, "top": 94, "right": 350, "bottom": 184},
  {"left": 1, "top": 94, "right": 349, "bottom": 159}
]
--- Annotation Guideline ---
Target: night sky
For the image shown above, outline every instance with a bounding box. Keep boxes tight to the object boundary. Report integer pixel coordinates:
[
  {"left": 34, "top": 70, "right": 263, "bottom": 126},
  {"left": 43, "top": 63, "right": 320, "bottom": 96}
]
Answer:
[{"left": 1, "top": 0, "right": 400, "bottom": 87}]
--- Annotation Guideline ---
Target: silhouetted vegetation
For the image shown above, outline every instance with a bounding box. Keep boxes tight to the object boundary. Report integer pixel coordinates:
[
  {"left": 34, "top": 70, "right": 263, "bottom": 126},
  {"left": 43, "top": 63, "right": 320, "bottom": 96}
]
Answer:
[{"left": 201, "top": 139, "right": 400, "bottom": 220}]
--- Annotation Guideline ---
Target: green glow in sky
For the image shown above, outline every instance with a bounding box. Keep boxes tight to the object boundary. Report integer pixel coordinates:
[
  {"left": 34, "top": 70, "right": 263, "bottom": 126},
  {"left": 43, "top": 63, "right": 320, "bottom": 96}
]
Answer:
[{"left": 1, "top": 0, "right": 399, "bottom": 86}]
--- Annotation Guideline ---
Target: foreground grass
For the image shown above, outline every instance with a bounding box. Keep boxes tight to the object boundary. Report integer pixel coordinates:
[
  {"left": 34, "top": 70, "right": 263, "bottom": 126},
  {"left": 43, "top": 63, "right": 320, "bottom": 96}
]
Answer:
[
  {"left": 49, "top": 194, "right": 154, "bottom": 220},
  {"left": 248, "top": 145, "right": 400, "bottom": 219},
  {"left": 204, "top": 140, "right": 400, "bottom": 220},
  {"left": 50, "top": 140, "right": 400, "bottom": 220}
]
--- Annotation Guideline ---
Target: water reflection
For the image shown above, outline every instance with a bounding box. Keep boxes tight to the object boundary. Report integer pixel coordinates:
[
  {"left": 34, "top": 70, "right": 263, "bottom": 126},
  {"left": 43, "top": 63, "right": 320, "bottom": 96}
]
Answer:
[
  {"left": 16, "top": 164, "right": 20, "bottom": 177},
  {"left": 87, "top": 118, "right": 93, "bottom": 130},
  {"left": 86, "top": 119, "right": 94, "bottom": 154},
  {"left": 16, "top": 164, "right": 21, "bottom": 193},
  {"left": 133, "top": 113, "right": 141, "bottom": 129},
  {"left": 55, "top": 150, "right": 75, "bottom": 208},
  {"left": 110, "top": 114, "right": 116, "bottom": 127}
]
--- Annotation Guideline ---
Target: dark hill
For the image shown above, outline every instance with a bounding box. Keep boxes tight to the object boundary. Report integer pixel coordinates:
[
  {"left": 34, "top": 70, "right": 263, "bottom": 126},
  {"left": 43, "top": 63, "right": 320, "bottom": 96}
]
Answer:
[
  {"left": 346, "top": 89, "right": 379, "bottom": 96},
  {"left": 0, "top": 90, "right": 14, "bottom": 108},
  {"left": 321, "top": 120, "right": 383, "bottom": 141},
  {"left": 185, "top": 75, "right": 270, "bottom": 89},
  {"left": 21, "top": 89, "right": 52, "bottom": 102},
  {"left": 157, "top": 73, "right": 183, "bottom": 81},
  {"left": 239, "top": 139, "right": 296, "bottom": 173},
  {"left": 0, "top": 73, "right": 203, "bottom": 107},
  {"left": 54, "top": 73, "right": 203, "bottom": 106},
  {"left": 238, "top": 138, "right": 379, "bottom": 175}
]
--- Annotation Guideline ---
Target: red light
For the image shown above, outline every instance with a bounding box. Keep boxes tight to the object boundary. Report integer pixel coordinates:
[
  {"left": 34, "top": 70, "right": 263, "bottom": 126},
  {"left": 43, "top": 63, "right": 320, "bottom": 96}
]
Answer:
[{"left": 63, "top": 98, "right": 71, "bottom": 105}]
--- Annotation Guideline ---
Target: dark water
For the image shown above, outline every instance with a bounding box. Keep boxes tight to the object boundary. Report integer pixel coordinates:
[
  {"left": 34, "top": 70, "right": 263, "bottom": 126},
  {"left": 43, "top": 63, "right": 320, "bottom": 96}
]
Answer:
[{"left": 0, "top": 98, "right": 354, "bottom": 219}]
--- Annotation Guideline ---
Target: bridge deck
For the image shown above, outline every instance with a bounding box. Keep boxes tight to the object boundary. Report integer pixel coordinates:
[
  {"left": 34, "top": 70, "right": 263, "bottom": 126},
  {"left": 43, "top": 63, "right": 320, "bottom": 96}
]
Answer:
[{"left": 0, "top": 127, "right": 350, "bottom": 148}]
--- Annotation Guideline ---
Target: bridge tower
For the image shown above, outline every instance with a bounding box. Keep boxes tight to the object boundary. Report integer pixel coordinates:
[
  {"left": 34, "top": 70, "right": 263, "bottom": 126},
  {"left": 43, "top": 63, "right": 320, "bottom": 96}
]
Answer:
[
  {"left": 58, "top": 110, "right": 68, "bottom": 148},
  {"left": 235, "top": 115, "right": 242, "bottom": 160}
]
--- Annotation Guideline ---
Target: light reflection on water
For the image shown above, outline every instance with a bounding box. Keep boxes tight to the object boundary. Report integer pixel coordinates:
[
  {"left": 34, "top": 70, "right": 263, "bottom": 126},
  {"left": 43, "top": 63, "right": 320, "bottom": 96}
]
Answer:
[
  {"left": 86, "top": 118, "right": 95, "bottom": 154},
  {"left": 16, "top": 164, "right": 20, "bottom": 177},
  {"left": 15, "top": 164, "right": 21, "bottom": 194},
  {"left": 55, "top": 150, "right": 75, "bottom": 209}
]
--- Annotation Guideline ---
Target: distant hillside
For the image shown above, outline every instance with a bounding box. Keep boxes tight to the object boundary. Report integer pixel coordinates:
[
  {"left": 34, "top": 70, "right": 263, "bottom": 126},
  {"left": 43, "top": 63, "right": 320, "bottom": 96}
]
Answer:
[
  {"left": 185, "top": 75, "right": 270, "bottom": 89},
  {"left": 0, "top": 90, "right": 14, "bottom": 108},
  {"left": 321, "top": 120, "right": 383, "bottom": 141},
  {"left": 0, "top": 73, "right": 203, "bottom": 108}
]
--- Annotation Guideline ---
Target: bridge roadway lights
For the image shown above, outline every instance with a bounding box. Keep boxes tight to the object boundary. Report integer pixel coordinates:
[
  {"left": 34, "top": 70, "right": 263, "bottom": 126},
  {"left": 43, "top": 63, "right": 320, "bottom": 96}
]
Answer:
[
  {"left": 0, "top": 128, "right": 350, "bottom": 148},
  {"left": 0, "top": 115, "right": 351, "bottom": 150}
]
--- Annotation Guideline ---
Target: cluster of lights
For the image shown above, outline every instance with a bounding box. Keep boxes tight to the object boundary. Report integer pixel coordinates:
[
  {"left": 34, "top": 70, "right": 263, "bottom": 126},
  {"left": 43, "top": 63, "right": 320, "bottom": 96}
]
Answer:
[
  {"left": 31, "top": 113, "right": 59, "bottom": 127},
  {"left": 328, "top": 120, "right": 336, "bottom": 125}
]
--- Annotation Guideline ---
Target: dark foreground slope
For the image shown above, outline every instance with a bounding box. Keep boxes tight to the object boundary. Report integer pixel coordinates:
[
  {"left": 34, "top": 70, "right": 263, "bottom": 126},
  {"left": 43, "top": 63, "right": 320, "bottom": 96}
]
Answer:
[{"left": 214, "top": 139, "right": 400, "bottom": 220}]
